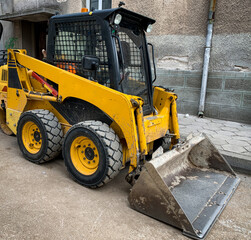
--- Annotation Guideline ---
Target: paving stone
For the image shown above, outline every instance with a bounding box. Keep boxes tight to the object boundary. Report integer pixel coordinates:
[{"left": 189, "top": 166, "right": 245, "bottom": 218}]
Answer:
[
  {"left": 211, "top": 118, "right": 228, "bottom": 124},
  {"left": 222, "top": 144, "right": 246, "bottom": 154},
  {"left": 207, "top": 137, "right": 228, "bottom": 146},
  {"left": 233, "top": 126, "right": 251, "bottom": 132},
  {"left": 234, "top": 136, "right": 251, "bottom": 142},
  {"left": 225, "top": 139, "right": 250, "bottom": 147},
  {"left": 241, "top": 124, "right": 251, "bottom": 129},
  {"left": 236, "top": 131, "right": 251, "bottom": 138},
  {"left": 220, "top": 127, "right": 240, "bottom": 132},
  {"left": 244, "top": 145, "right": 251, "bottom": 152},
  {"left": 216, "top": 131, "right": 237, "bottom": 136},
  {"left": 215, "top": 145, "right": 223, "bottom": 150},
  {"left": 189, "top": 121, "right": 210, "bottom": 127},
  {"left": 180, "top": 128, "right": 198, "bottom": 136},
  {"left": 210, "top": 134, "right": 234, "bottom": 141},
  {"left": 187, "top": 125, "right": 205, "bottom": 130},
  {"left": 201, "top": 129, "right": 217, "bottom": 137},
  {"left": 223, "top": 121, "right": 243, "bottom": 128},
  {"left": 179, "top": 120, "right": 196, "bottom": 126},
  {"left": 178, "top": 113, "right": 251, "bottom": 173},
  {"left": 203, "top": 123, "right": 224, "bottom": 130},
  {"left": 179, "top": 118, "right": 195, "bottom": 124},
  {"left": 194, "top": 117, "right": 211, "bottom": 123}
]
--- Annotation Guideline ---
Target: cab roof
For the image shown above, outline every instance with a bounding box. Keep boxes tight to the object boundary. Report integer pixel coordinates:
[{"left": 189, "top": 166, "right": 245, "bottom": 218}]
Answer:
[{"left": 51, "top": 7, "right": 155, "bottom": 31}]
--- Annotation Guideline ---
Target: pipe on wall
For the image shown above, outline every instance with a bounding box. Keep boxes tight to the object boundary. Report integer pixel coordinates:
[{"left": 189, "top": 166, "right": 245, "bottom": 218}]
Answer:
[{"left": 198, "top": 0, "right": 216, "bottom": 117}]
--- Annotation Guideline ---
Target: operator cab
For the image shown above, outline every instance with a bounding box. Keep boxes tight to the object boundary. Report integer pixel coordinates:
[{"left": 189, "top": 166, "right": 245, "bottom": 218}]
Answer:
[{"left": 46, "top": 8, "right": 155, "bottom": 115}]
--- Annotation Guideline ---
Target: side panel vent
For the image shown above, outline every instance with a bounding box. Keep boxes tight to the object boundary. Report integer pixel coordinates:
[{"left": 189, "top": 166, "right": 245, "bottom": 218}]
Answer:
[{"left": 2, "top": 69, "right": 7, "bottom": 81}]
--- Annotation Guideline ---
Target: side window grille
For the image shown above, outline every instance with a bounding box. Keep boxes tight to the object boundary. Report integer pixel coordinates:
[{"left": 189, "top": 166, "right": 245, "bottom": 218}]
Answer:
[
  {"left": 115, "top": 30, "right": 148, "bottom": 104},
  {"left": 53, "top": 20, "right": 110, "bottom": 87},
  {"left": 117, "top": 31, "right": 145, "bottom": 84}
]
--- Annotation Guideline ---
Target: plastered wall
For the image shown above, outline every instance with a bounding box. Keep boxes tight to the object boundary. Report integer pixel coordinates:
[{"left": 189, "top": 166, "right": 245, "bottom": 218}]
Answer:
[{"left": 112, "top": 0, "right": 251, "bottom": 72}]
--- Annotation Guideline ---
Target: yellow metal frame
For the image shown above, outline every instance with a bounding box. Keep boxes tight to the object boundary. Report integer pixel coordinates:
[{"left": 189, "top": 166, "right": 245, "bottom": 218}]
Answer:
[
  {"left": 14, "top": 50, "right": 140, "bottom": 172},
  {"left": 2, "top": 49, "right": 180, "bottom": 174}
]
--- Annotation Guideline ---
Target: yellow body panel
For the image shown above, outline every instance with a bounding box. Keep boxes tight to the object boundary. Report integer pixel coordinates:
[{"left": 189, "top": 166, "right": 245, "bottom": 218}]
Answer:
[
  {"left": 0, "top": 65, "right": 13, "bottom": 135},
  {"left": 144, "top": 87, "right": 180, "bottom": 145},
  {"left": 14, "top": 50, "right": 140, "bottom": 171},
  {"left": 6, "top": 88, "right": 27, "bottom": 134},
  {"left": 6, "top": 108, "right": 22, "bottom": 134},
  {"left": 2, "top": 49, "right": 180, "bottom": 174},
  {"left": 0, "top": 65, "right": 8, "bottom": 108}
]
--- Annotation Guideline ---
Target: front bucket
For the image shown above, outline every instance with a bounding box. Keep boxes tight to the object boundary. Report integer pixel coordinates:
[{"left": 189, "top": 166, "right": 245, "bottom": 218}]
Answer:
[{"left": 128, "top": 134, "right": 240, "bottom": 239}]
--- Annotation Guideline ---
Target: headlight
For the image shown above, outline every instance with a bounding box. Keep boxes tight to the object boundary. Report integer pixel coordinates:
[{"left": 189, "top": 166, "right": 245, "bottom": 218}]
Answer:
[
  {"left": 114, "top": 14, "right": 122, "bottom": 25},
  {"left": 146, "top": 24, "right": 152, "bottom": 33}
]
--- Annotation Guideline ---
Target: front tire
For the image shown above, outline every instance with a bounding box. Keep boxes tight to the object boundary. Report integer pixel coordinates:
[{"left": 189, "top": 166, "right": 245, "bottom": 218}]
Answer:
[
  {"left": 17, "top": 110, "right": 63, "bottom": 163},
  {"left": 63, "top": 121, "right": 123, "bottom": 188}
]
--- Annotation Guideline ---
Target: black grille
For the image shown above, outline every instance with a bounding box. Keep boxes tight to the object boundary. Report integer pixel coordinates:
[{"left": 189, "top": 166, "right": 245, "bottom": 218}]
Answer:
[
  {"left": 117, "top": 29, "right": 148, "bottom": 104},
  {"left": 118, "top": 31, "right": 144, "bottom": 83},
  {"left": 53, "top": 20, "right": 110, "bottom": 87}
]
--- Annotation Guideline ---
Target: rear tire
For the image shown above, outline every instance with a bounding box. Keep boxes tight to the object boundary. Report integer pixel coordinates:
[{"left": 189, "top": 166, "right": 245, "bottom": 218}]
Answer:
[
  {"left": 63, "top": 120, "right": 123, "bottom": 188},
  {"left": 17, "top": 109, "right": 63, "bottom": 163}
]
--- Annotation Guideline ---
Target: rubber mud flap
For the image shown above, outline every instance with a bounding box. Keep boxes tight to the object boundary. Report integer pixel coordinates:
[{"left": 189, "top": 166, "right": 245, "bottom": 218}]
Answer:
[{"left": 128, "top": 134, "right": 240, "bottom": 239}]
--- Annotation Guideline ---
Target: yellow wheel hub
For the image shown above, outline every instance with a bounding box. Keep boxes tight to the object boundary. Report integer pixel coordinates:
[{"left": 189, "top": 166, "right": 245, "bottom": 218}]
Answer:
[
  {"left": 22, "top": 121, "right": 42, "bottom": 154},
  {"left": 70, "top": 136, "right": 100, "bottom": 175}
]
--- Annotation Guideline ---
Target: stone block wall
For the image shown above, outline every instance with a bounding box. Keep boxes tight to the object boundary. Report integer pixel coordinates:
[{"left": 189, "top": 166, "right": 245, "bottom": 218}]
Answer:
[{"left": 155, "top": 69, "right": 251, "bottom": 123}]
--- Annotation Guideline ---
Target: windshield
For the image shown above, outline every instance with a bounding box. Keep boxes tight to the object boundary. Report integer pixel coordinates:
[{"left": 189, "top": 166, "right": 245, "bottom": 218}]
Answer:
[{"left": 115, "top": 26, "right": 149, "bottom": 105}]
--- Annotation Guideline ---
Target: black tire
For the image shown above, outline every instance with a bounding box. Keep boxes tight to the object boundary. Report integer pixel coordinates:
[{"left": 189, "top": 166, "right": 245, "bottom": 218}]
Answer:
[
  {"left": 153, "top": 136, "right": 171, "bottom": 154},
  {"left": 161, "top": 136, "right": 171, "bottom": 152},
  {"left": 63, "top": 120, "right": 123, "bottom": 188},
  {"left": 17, "top": 109, "right": 63, "bottom": 163}
]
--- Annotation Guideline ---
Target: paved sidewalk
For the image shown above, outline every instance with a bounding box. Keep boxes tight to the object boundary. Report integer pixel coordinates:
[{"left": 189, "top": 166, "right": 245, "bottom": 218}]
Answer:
[{"left": 178, "top": 114, "right": 251, "bottom": 174}]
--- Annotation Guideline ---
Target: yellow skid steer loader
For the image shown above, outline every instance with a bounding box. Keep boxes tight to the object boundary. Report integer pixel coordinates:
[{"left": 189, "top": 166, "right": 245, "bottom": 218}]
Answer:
[{"left": 0, "top": 7, "right": 239, "bottom": 239}]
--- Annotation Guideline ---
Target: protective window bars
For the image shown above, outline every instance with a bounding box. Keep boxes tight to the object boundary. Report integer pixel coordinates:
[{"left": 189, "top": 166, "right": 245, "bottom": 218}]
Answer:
[
  {"left": 116, "top": 29, "right": 148, "bottom": 104},
  {"left": 53, "top": 20, "right": 110, "bottom": 87}
]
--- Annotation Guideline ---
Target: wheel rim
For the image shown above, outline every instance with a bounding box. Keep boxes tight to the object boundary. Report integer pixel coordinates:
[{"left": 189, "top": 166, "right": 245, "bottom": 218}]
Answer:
[
  {"left": 70, "top": 136, "right": 100, "bottom": 175},
  {"left": 22, "top": 121, "right": 42, "bottom": 154}
]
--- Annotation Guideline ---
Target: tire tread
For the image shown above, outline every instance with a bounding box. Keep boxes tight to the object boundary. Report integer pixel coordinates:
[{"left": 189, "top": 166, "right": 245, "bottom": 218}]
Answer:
[
  {"left": 67, "top": 120, "right": 122, "bottom": 187},
  {"left": 23, "top": 109, "right": 63, "bottom": 163}
]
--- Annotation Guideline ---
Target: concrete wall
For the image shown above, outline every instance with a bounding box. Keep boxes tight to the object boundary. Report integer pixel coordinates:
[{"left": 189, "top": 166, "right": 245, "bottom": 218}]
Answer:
[
  {"left": 13, "top": 0, "right": 60, "bottom": 12},
  {"left": 112, "top": 0, "right": 251, "bottom": 72},
  {"left": 0, "top": 0, "right": 14, "bottom": 49},
  {"left": 155, "top": 69, "right": 251, "bottom": 123},
  {"left": 0, "top": 21, "right": 14, "bottom": 49},
  {"left": 60, "top": 0, "right": 83, "bottom": 14},
  {"left": 0, "top": 0, "right": 61, "bottom": 50}
]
